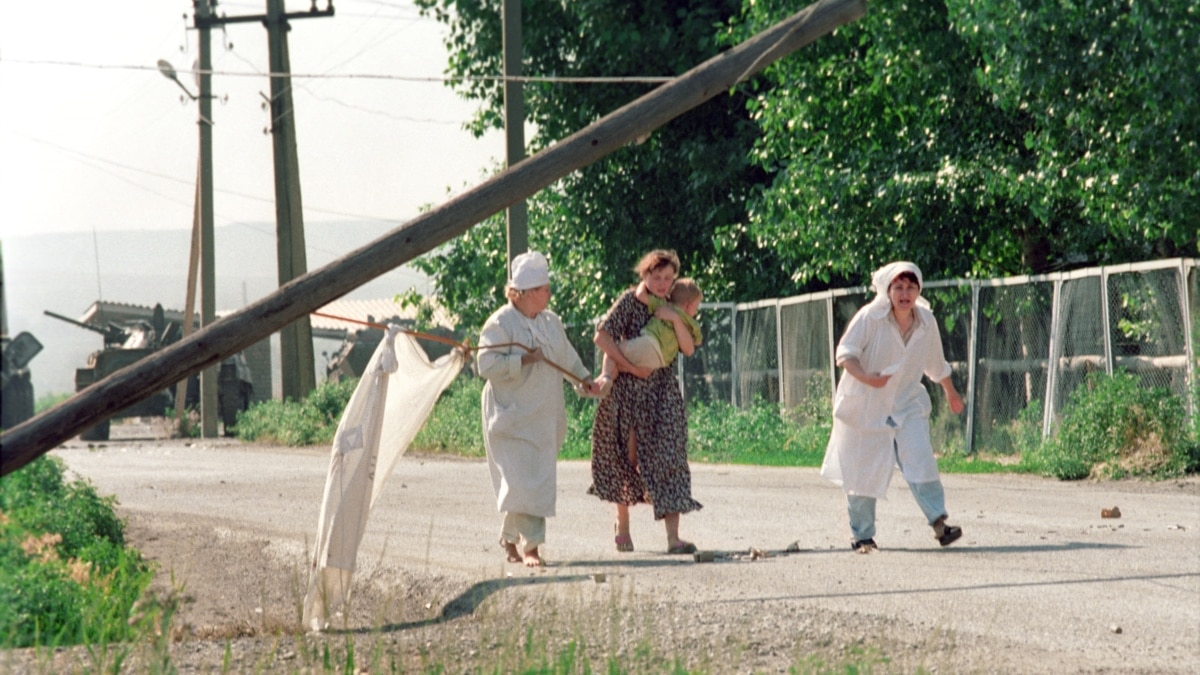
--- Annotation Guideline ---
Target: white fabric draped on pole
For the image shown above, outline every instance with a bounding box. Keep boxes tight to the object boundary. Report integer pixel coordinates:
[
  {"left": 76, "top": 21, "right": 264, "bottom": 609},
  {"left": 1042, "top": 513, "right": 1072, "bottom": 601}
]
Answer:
[{"left": 302, "top": 325, "right": 466, "bottom": 631}]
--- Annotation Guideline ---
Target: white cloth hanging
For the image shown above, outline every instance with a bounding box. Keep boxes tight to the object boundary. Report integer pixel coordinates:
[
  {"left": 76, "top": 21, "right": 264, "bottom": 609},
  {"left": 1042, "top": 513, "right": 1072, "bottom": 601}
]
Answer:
[{"left": 302, "top": 326, "right": 465, "bottom": 632}]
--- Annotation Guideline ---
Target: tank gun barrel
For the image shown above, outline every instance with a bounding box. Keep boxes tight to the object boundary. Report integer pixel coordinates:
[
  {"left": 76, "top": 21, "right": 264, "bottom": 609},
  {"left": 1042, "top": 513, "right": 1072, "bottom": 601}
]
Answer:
[{"left": 43, "top": 310, "right": 128, "bottom": 345}]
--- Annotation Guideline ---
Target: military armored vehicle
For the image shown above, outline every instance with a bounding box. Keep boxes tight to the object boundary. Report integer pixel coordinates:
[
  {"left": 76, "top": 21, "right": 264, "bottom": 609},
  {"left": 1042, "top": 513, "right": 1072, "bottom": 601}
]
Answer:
[
  {"left": 1, "top": 331, "right": 42, "bottom": 429},
  {"left": 324, "top": 323, "right": 387, "bottom": 383},
  {"left": 323, "top": 317, "right": 458, "bottom": 383},
  {"left": 1, "top": 241, "right": 42, "bottom": 429},
  {"left": 46, "top": 304, "right": 253, "bottom": 440}
]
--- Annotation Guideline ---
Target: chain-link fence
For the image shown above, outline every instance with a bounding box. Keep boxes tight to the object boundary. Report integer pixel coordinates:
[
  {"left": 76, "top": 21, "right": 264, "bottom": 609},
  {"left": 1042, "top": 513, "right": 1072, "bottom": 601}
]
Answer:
[{"left": 662, "top": 258, "right": 1197, "bottom": 454}]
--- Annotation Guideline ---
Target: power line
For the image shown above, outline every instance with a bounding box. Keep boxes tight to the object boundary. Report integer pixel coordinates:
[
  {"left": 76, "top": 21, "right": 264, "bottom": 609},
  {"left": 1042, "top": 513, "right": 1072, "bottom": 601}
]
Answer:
[
  {"left": 6, "top": 129, "right": 420, "bottom": 233},
  {"left": 1, "top": 57, "right": 674, "bottom": 84}
]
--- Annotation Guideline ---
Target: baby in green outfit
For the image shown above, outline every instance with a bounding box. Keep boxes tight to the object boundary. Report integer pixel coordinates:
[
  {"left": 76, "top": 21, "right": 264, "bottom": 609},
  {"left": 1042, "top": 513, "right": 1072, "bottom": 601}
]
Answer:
[{"left": 595, "top": 278, "right": 703, "bottom": 395}]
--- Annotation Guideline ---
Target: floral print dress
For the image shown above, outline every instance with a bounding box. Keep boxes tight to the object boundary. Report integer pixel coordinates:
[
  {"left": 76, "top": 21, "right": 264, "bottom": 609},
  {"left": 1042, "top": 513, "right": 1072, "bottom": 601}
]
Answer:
[{"left": 589, "top": 290, "right": 702, "bottom": 519}]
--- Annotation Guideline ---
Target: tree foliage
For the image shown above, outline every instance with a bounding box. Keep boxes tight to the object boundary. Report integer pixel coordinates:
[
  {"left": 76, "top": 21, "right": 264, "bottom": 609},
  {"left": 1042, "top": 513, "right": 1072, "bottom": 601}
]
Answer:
[
  {"left": 411, "top": 0, "right": 1198, "bottom": 331},
  {"left": 730, "top": 0, "right": 1198, "bottom": 285},
  {"left": 413, "top": 0, "right": 789, "bottom": 331}
]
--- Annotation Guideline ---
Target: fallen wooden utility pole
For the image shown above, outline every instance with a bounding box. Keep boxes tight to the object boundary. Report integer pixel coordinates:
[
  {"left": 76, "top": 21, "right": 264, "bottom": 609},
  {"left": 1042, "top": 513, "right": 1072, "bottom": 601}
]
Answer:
[{"left": 1, "top": 0, "right": 866, "bottom": 476}]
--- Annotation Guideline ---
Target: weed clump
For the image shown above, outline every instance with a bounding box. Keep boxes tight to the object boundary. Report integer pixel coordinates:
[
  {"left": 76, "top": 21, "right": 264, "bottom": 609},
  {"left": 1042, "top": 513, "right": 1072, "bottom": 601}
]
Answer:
[{"left": 1024, "top": 370, "right": 1199, "bottom": 480}]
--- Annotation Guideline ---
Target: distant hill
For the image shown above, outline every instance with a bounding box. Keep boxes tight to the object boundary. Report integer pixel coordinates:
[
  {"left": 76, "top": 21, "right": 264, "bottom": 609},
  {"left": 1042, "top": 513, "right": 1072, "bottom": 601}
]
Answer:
[{"left": 3, "top": 221, "right": 432, "bottom": 398}]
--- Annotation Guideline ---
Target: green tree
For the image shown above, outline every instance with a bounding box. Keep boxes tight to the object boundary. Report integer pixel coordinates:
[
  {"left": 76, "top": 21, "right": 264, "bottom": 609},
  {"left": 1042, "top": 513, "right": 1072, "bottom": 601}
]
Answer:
[
  {"left": 730, "top": 0, "right": 1198, "bottom": 287},
  {"left": 948, "top": 0, "right": 1199, "bottom": 260},
  {"left": 413, "top": 0, "right": 790, "bottom": 330}
]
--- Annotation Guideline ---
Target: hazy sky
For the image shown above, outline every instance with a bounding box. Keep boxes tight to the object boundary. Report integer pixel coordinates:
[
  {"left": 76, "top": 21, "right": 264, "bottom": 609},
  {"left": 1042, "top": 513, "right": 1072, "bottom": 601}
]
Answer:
[{"left": 0, "top": 0, "right": 503, "bottom": 240}]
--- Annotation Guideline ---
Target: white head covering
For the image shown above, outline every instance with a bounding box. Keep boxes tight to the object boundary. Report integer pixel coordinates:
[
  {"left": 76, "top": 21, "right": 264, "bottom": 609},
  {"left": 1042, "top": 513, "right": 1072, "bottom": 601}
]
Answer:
[
  {"left": 509, "top": 251, "right": 550, "bottom": 290},
  {"left": 866, "top": 261, "right": 930, "bottom": 318}
]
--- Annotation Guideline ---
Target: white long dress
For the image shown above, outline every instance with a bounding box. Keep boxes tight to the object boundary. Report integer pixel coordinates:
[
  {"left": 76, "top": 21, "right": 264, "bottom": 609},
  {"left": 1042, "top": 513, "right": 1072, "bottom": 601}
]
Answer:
[
  {"left": 820, "top": 303, "right": 953, "bottom": 499},
  {"left": 477, "top": 303, "right": 590, "bottom": 517}
]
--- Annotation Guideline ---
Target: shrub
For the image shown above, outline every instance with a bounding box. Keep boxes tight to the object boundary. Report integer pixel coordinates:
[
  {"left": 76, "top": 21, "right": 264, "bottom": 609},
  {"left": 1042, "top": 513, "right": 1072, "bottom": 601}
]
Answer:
[
  {"left": 235, "top": 377, "right": 358, "bottom": 446},
  {"left": 1024, "top": 370, "right": 1198, "bottom": 480},
  {"left": 688, "top": 397, "right": 827, "bottom": 466},
  {"left": 0, "top": 456, "right": 154, "bottom": 648},
  {"left": 413, "top": 375, "right": 487, "bottom": 456}
]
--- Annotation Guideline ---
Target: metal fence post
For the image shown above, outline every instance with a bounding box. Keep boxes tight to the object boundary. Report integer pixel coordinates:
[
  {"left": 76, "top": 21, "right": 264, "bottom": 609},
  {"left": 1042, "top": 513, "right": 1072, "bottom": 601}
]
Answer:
[
  {"left": 730, "top": 304, "right": 739, "bottom": 407},
  {"left": 1043, "top": 278, "right": 1063, "bottom": 438},
  {"left": 1181, "top": 259, "right": 1197, "bottom": 418},
  {"left": 826, "top": 294, "right": 837, "bottom": 403},
  {"left": 965, "top": 280, "right": 979, "bottom": 454},
  {"left": 1100, "top": 266, "right": 1114, "bottom": 376}
]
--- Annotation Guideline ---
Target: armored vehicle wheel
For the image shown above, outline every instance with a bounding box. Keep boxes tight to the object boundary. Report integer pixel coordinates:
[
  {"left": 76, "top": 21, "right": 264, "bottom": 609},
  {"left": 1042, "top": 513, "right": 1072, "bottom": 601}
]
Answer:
[
  {"left": 220, "top": 384, "right": 250, "bottom": 436},
  {"left": 0, "top": 374, "right": 34, "bottom": 429},
  {"left": 79, "top": 419, "right": 111, "bottom": 442}
]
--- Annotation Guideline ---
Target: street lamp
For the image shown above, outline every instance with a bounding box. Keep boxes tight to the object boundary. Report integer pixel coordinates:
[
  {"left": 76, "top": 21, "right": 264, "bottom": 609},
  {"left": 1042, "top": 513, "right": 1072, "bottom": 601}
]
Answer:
[
  {"left": 158, "top": 55, "right": 218, "bottom": 438},
  {"left": 157, "top": 59, "right": 198, "bottom": 101}
]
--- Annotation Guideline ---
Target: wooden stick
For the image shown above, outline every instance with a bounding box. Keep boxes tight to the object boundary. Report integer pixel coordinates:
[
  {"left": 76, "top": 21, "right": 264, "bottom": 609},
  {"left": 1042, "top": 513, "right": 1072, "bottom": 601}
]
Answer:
[{"left": 311, "top": 311, "right": 587, "bottom": 385}]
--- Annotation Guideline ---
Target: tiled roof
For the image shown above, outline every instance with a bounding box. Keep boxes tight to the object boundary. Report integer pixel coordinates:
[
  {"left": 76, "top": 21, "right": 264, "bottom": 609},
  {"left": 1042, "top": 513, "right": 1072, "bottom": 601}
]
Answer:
[{"left": 73, "top": 298, "right": 454, "bottom": 340}]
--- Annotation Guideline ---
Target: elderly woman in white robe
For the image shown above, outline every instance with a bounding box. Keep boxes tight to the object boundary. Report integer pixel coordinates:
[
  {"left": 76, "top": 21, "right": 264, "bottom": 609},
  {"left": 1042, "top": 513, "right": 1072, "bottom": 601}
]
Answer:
[
  {"left": 478, "top": 251, "right": 599, "bottom": 567},
  {"left": 821, "top": 261, "right": 965, "bottom": 553}
]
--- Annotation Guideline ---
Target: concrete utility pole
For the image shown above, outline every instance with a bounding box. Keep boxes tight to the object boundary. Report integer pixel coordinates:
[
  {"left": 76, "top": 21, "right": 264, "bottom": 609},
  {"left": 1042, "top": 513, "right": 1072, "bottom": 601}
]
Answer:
[
  {"left": 194, "top": 0, "right": 334, "bottom": 404},
  {"left": 265, "top": 0, "right": 320, "bottom": 402},
  {"left": 1, "top": 0, "right": 867, "bottom": 473},
  {"left": 502, "top": 0, "right": 528, "bottom": 268},
  {"left": 157, "top": 41, "right": 217, "bottom": 436}
]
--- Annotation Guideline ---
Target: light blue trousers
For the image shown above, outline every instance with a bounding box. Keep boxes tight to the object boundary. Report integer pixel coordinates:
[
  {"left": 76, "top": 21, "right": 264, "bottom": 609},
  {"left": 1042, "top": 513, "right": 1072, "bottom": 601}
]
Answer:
[{"left": 847, "top": 438, "right": 947, "bottom": 542}]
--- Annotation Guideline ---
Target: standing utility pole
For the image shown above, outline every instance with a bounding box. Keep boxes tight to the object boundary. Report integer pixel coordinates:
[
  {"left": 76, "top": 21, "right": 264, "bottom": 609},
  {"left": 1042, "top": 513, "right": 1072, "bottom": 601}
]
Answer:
[
  {"left": 195, "top": 0, "right": 334, "bottom": 403},
  {"left": 193, "top": 0, "right": 219, "bottom": 437},
  {"left": 265, "top": 0, "right": 321, "bottom": 402},
  {"left": 502, "top": 0, "right": 527, "bottom": 269}
]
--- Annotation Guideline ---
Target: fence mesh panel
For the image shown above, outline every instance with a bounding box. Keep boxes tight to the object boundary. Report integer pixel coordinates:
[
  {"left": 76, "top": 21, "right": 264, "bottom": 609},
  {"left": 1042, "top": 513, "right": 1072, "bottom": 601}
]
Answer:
[
  {"left": 779, "top": 298, "right": 833, "bottom": 412},
  {"left": 734, "top": 303, "right": 778, "bottom": 407},
  {"left": 1107, "top": 267, "right": 1191, "bottom": 398},
  {"left": 568, "top": 260, "right": 1194, "bottom": 454},
  {"left": 680, "top": 304, "right": 735, "bottom": 405},
  {"left": 974, "top": 281, "right": 1053, "bottom": 454}
]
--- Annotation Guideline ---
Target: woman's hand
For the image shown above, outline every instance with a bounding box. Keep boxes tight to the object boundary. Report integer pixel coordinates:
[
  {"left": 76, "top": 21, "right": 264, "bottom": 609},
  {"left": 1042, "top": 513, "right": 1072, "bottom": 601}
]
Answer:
[
  {"left": 840, "top": 357, "right": 891, "bottom": 388},
  {"left": 863, "top": 373, "right": 892, "bottom": 388},
  {"left": 621, "top": 362, "right": 655, "bottom": 379},
  {"left": 941, "top": 378, "right": 965, "bottom": 414},
  {"left": 521, "top": 347, "right": 544, "bottom": 366}
]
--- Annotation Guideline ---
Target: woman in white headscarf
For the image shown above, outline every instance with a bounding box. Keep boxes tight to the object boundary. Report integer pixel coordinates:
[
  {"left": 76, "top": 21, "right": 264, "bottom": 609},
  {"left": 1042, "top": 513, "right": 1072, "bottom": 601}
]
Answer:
[
  {"left": 478, "top": 251, "right": 599, "bottom": 566},
  {"left": 821, "top": 261, "right": 965, "bottom": 553}
]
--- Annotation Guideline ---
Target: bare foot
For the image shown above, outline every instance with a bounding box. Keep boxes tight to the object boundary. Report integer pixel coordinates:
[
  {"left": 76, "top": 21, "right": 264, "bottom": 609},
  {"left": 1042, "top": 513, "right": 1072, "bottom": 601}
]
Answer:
[
  {"left": 501, "top": 540, "right": 521, "bottom": 563},
  {"left": 523, "top": 547, "right": 544, "bottom": 567}
]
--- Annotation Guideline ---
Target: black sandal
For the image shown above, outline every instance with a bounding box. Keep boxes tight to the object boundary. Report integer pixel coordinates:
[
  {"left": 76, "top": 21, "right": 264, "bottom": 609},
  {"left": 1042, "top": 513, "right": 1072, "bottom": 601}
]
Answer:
[
  {"left": 851, "top": 538, "right": 877, "bottom": 553},
  {"left": 932, "top": 516, "right": 963, "bottom": 547},
  {"left": 937, "top": 525, "right": 962, "bottom": 547}
]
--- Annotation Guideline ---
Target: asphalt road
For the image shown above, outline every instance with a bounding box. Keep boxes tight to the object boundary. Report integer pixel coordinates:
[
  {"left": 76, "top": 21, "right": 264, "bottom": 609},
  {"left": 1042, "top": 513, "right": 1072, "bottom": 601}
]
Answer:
[{"left": 52, "top": 435, "right": 1200, "bottom": 673}]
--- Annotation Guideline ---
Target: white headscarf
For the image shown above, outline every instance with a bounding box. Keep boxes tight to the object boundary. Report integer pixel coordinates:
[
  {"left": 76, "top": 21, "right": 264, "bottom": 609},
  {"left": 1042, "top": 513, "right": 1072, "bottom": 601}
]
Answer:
[
  {"left": 509, "top": 251, "right": 554, "bottom": 347},
  {"left": 865, "top": 261, "right": 931, "bottom": 319},
  {"left": 510, "top": 251, "right": 550, "bottom": 290}
]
